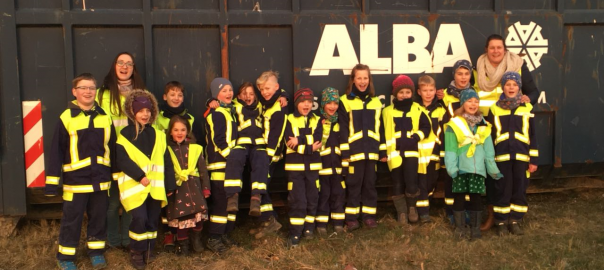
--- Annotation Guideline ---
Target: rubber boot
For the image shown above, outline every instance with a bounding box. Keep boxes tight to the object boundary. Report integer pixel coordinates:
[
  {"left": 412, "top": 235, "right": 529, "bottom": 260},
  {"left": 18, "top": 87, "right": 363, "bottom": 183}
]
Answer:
[
  {"left": 453, "top": 211, "right": 466, "bottom": 239},
  {"left": 495, "top": 220, "right": 509, "bottom": 236},
  {"left": 480, "top": 205, "right": 494, "bottom": 231},
  {"left": 129, "top": 250, "right": 146, "bottom": 270},
  {"left": 190, "top": 230, "right": 204, "bottom": 253},
  {"left": 392, "top": 195, "right": 408, "bottom": 225},
  {"left": 226, "top": 193, "right": 239, "bottom": 212},
  {"left": 176, "top": 238, "right": 190, "bottom": 256},
  {"left": 406, "top": 196, "right": 419, "bottom": 223},
  {"left": 469, "top": 211, "right": 482, "bottom": 240},
  {"left": 249, "top": 194, "right": 262, "bottom": 217},
  {"left": 509, "top": 220, "right": 524, "bottom": 235}
]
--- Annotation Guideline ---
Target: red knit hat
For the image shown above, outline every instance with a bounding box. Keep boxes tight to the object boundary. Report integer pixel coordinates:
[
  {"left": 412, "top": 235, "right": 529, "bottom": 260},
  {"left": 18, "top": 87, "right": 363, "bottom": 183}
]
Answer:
[
  {"left": 392, "top": 75, "right": 415, "bottom": 96},
  {"left": 294, "top": 88, "right": 314, "bottom": 106}
]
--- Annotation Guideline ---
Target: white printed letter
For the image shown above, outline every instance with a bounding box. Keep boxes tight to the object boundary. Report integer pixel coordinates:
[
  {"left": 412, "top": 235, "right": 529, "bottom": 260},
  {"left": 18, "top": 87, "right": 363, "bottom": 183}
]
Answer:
[
  {"left": 392, "top": 24, "right": 430, "bottom": 74},
  {"left": 310, "top": 24, "right": 359, "bottom": 76},
  {"left": 429, "top": 24, "right": 471, "bottom": 73},
  {"left": 360, "top": 24, "right": 391, "bottom": 74}
]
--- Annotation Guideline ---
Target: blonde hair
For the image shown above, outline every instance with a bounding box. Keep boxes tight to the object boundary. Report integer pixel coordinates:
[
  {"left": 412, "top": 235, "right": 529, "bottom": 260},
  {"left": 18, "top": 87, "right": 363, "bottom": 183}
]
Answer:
[
  {"left": 256, "top": 70, "right": 279, "bottom": 89},
  {"left": 417, "top": 75, "right": 435, "bottom": 88}
]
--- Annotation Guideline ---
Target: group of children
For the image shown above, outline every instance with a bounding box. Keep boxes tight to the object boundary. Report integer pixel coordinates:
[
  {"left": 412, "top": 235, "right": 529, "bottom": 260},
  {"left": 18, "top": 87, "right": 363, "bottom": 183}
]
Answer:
[{"left": 45, "top": 58, "right": 538, "bottom": 269}]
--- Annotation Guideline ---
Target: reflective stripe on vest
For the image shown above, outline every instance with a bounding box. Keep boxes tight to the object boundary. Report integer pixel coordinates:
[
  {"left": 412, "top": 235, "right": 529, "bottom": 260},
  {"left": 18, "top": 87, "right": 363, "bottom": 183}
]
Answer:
[
  {"left": 445, "top": 117, "right": 492, "bottom": 158},
  {"left": 491, "top": 103, "right": 534, "bottom": 146},
  {"left": 473, "top": 68, "right": 522, "bottom": 116},
  {"left": 382, "top": 102, "right": 425, "bottom": 171},
  {"left": 340, "top": 95, "right": 382, "bottom": 146}
]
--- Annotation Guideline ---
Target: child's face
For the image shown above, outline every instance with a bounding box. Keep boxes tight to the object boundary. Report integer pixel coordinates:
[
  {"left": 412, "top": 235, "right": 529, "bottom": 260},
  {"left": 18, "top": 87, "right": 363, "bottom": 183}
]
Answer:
[
  {"left": 297, "top": 100, "right": 313, "bottom": 116},
  {"left": 216, "top": 85, "right": 234, "bottom": 104},
  {"left": 463, "top": 97, "right": 479, "bottom": 115},
  {"left": 259, "top": 77, "right": 279, "bottom": 101},
  {"left": 72, "top": 79, "right": 97, "bottom": 109},
  {"left": 503, "top": 80, "right": 520, "bottom": 98},
  {"left": 238, "top": 86, "right": 256, "bottom": 106},
  {"left": 454, "top": 67, "right": 471, "bottom": 89},
  {"left": 353, "top": 69, "right": 369, "bottom": 92},
  {"left": 323, "top": 101, "right": 338, "bottom": 117},
  {"left": 396, "top": 88, "right": 413, "bottom": 101},
  {"left": 135, "top": 108, "right": 151, "bottom": 126},
  {"left": 418, "top": 85, "right": 436, "bottom": 103},
  {"left": 163, "top": 88, "right": 184, "bottom": 108},
  {"left": 170, "top": 121, "right": 188, "bottom": 144},
  {"left": 115, "top": 54, "right": 134, "bottom": 81}
]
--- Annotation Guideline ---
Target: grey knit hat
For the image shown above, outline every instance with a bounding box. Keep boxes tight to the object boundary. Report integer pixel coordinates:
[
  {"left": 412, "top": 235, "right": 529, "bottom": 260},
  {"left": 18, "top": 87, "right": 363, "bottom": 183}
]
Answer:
[{"left": 210, "top": 77, "right": 233, "bottom": 98}]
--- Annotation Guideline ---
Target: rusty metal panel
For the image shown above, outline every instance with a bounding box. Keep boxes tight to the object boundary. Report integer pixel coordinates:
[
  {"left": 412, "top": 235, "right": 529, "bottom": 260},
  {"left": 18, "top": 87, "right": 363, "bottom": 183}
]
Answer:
[
  {"left": 228, "top": 0, "right": 291, "bottom": 11},
  {"left": 301, "top": 0, "right": 361, "bottom": 11},
  {"left": 369, "top": 1, "right": 429, "bottom": 11},
  {"left": 502, "top": 0, "right": 555, "bottom": 10},
  {"left": 72, "top": 0, "right": 143, "bottom": 10},
  {"left": 436, "top": 0, "right": 492, "bottom": 11},
  {"left": 152, "top": 0, "right": 219, "bottom": 10},
  {"left": 152, "top": 26, "right": 221, "bottom": 116},
  {"left": 16, "top": 0, "right": 62, "bottom": 9},
  {"left": 564, "top": 0, "right": 604, "bottom": 9},
  {"left": 228, "top": 26, "right": 294, "bottom": 92},
  {"left": 561, "top": 25, "right": 604, "bottom": 164},
  {"left": 72, "top": 26, "right": 146, "bottom": 86}
]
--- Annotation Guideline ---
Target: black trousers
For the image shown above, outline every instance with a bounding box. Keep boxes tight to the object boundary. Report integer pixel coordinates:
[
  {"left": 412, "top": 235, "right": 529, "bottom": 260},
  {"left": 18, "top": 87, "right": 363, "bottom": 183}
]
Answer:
[
  {"left": 316, "top": 173, "right": 346, "bottom": 227},
  {"left": 452, "top": 193, "right": 482, "bottom": 212},
  {"left": 208, "top": 170, "right": 237, "bottom": 235},
  {"left": 287, "top": 170, "right": 320, "bottom": 237},
  {"left": 493, "top": 160, "right": 529, "bottom": 222},
  {"left": 417, "top": 161, "right": 438, "bottom": 216},
  {"left": 128, "top": 195, "right": 162, "bottom": 252},
  {"left": 224, "top": 145, "right": 269, "bottom": 197},
  {"left": 345, "top": 159, "right": 377, "bottom": 222},
  {"left": 259, "top": 162, "right": 278, "bottom": 222},
  {"left": 390, "top": 157, "right": 419, "bottom": 196},
  {"left": 57, "top": 191, "right": 108, "bottom": 261}
]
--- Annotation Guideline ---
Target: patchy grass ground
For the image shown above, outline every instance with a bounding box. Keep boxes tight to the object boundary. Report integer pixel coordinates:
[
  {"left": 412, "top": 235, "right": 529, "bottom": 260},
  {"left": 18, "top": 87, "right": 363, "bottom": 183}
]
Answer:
[{"left": 2, "top": 189, "right": 604, "bottom": 270}]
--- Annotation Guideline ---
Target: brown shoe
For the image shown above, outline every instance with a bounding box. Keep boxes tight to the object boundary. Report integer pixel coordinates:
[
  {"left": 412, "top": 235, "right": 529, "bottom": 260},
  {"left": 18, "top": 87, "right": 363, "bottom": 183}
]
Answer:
[
  {"left": 480, "top": 205, "right": 494, "bottom": 231},
  {"left": 364, "top": 218, "right": 377, "bottom": 229},
  {"left": 249, "top": 194, "right": 261, "bottom": 217},
  {"left": 408, "top": 207, "right": 419, "bottom": 223},
  {"left": 226, "top": 193, "right": 239, "bottom": 212},
  {"left": 254, "top": 216, "right": 282, "bottom": 239}
]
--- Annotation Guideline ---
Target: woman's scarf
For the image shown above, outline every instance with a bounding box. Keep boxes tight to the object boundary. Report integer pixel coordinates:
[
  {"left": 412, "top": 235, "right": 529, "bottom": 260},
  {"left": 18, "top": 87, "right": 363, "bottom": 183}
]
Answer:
[{"left": 476, "top": 51, "right": 524, "bottom": 92}]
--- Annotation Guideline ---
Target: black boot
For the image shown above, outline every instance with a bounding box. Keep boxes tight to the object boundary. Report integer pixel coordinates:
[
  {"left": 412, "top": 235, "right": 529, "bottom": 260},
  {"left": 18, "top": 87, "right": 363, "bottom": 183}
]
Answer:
[
  {"left": 453, "top": 211, "right": 466, "bottom": 239},
  {"left": 129, "top": 250, "right": 146, "bottom": 270},
  {"left": 190, "top": 230, "right": 204, "bottom": 253},
  {"left": 392, "top": 195, "right": 408, "bottom": 225},
  {"left": 495, "top": 220, "right": 509, "bottom": 236},
  {"left": 176, "top": 238, "right": 190, "bottom": 256},
  {"left": 509, "top": 220, "right": 524, "bottom": 235},
  {"left": 469, "top": 211, "right": 482, "bottom": 240}
]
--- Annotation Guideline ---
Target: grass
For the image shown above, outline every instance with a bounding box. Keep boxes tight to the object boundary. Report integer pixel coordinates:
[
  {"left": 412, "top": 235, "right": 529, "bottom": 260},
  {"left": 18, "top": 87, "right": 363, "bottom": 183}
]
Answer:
[{"left": 1, "top": 190, "right": 603, "bottom": 270}]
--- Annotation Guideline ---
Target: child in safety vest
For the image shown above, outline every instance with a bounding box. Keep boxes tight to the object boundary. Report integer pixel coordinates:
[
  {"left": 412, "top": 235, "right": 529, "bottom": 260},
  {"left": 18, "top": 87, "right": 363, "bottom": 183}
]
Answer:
[
  {"left": 115, "top": 89, "right": 176, "bottom": 269},
  {"left": 316, "top": 87, "right": 346, "bottom": 236},
  {"left": 485, "top": 71, "right": 538, "bottom": 236},
  {"left": 284, "top": 88, "right": 323, "bottom": 248},
  {"left": 416, "top": 75, "right": 449, "bottom": 223},
  {"left": 155, "top": 81, "right": 202, "bottom": 141},
  {"left": 204, "top": 77, "right": 239, "bottom": 254},
  {"left": 380, "top": 75, "right": 431, "bottom": 225},
  {"left": 444, "top": 88, "right": 502, "bottom": 240},
  {"left": 46, "top": 73, "right": 115, "bottom": 270},
  {"left": 165, "top": 115, "right": 211, "bottom": 256}
]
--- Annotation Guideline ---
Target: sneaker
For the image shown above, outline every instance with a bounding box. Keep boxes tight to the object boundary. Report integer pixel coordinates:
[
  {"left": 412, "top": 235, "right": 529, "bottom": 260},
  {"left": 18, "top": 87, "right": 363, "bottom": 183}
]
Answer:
[
  {"left": 496, "top": 222, "right": 509, "bottom": 236},
  {"left": 129, "top": 250, "right": 146, "bottom": 270},
  {"left": 207, "top": 237, "right": 228, "bottom": 254},
  {"left": 90, "top": 255, "right": 107, "bottom": 269},
  {"left": 316, "top": 227, "right": 327, "bottom": 236},
  {"left": 363, "top": 218, "right": 377, "bottom": 229},
  {"left": 286, "top": 235, "right": 300, "bottom": 249},
  {"left": 333, "top": 225, "right": 344, "bottom": 233},
  {"left": 226, "top": 193, "right": 239, "bottom": 212},
  {"left": 162, "top": 232, "right": 175, "bottom": 253},
  {"left": 249, "top": 194, "right": 262, "bottom": 217},
  {"left": 346, "top": 220, "right": 360, "bottom": 232},
  {"left": 420, "top": 215, "right": 432, "bottom": 224},
  {"left": 254, "top": 216, "right": 282, "bottom": 239},
  {"left": 509, "top": 221, "right": 524, "bottom": 235},
  {"left": 57, "top": 260, "right": 78, "bottom": 270},
  {"left": 303, "top": 229, "right": 314, "bottom": 240},
  {"left": 221, "top": 234, "right": 239, "bottom": 247}
]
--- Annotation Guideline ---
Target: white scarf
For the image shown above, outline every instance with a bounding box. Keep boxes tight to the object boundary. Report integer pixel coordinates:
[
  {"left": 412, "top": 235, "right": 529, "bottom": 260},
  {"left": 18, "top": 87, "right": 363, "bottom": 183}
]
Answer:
[{"left": 476, "top": 51, "right": 524, "bottom": 92}]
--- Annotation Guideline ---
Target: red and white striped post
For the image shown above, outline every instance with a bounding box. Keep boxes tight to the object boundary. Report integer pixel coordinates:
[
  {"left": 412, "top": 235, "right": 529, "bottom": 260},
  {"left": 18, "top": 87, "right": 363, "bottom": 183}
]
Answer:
[{"left": 22, "top": 101, "right": 46, "bottom": 188}]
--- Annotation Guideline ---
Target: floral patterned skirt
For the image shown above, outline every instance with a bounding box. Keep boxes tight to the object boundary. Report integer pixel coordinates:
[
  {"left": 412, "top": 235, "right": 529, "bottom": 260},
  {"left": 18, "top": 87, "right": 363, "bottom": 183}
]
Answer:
[{"left": 168, "top": 212, "right": 207, "bottom": 229}]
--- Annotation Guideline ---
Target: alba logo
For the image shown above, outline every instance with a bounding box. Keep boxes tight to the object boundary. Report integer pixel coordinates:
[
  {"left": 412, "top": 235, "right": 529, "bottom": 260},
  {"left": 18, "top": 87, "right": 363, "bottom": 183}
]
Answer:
[{"left": 506, "top": 21, "right": 548, "bottom": 71}]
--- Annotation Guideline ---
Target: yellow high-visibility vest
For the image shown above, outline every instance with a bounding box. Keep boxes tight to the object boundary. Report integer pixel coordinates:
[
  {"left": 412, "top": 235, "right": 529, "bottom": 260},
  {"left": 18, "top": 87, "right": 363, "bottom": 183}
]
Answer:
[
  {"left": 168, "top": 144, "right": 202, "bottom": 186},
  {"left": 381, "top": 102, "right": 426, "bottom": 172}
]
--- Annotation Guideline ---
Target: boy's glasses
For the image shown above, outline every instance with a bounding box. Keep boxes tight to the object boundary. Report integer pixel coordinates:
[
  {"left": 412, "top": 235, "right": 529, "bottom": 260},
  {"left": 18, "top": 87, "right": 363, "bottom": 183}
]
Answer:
[
  {"left": 116, "top": 61, "right": 134, "bottom": 67},
  {"left": 75, "top": 86, "right": 97, "bottom": 91}
]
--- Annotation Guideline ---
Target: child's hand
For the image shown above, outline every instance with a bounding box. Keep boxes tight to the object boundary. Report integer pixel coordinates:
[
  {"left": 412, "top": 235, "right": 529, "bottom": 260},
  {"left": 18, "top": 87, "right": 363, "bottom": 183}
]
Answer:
[
  {"left": 286, "top": 136, "right": 298, "bottom": 149},
  {"left": 379, "top": 157, "right": 388, "bottom": 162},
  {"left": 208, "top": 100, "right": 220, "bottom": 109},
  {"left": 203, "top": 188, "right": 211, "bottom": 198},
  {"left": 140, "top": 177, "right": 150, "bottom": 187},
  {"left": 521, "top": 95, "right": 531, "bottom": 103},
  {"left": 436, "top": 89, "right": 445, "bottom": 100},
  {"left": 528, "top": 164, "right": 538, "bottom": 173},
  {"left": 312, "top": 141, "right": 322, "bottom": 151},
  {"left": 279, "top": 97, "right": 288, "bottom": 107}
]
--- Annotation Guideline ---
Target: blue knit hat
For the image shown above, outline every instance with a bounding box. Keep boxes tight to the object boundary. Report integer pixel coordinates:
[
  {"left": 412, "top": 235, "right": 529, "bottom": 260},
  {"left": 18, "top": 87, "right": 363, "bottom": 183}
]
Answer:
[
  {"left": 459, "top": 88, "right": 479, "bottom": 106},
  {"left": 453, "top": 59, "right": 472, "bottom": 76},
  {"left": 501, "top": 71, "right": 522, "bottom": 88}
]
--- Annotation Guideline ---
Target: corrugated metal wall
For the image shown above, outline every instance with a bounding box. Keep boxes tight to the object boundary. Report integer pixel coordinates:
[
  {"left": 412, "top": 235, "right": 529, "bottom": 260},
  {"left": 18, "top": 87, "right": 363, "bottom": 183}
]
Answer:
[{"left": 1, "top": 0, "right": 603, "bottom": 215}]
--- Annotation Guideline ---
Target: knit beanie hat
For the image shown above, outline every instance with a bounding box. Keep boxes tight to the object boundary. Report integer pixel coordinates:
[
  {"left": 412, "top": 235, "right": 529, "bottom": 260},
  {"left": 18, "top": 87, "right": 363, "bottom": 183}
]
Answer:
[
  {"left": 392, "top": 75, "right": 415, "bottom": 96},
  {"left": 501, "top": 71, "right": 522, "bottom": 88},
  {"left": 453, "top": 59, "right": 472, "bottom": 76},
  {"left": 132, "top": 96, "right": 152, "bottom": 115},
  {"left": 459, "top": 88, "right": 479, "bottom": 106},
  {"left": 294, "top": 88, "right": 314, "bottom": 107},
  {"left": 320, "top": 87, "right": 339, "bottom": 122},
  {"left": 210, "top": 77, "right": 233, "bottom": 98}
]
